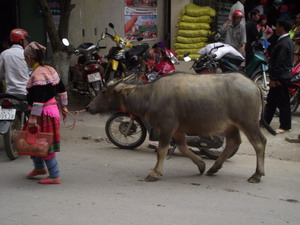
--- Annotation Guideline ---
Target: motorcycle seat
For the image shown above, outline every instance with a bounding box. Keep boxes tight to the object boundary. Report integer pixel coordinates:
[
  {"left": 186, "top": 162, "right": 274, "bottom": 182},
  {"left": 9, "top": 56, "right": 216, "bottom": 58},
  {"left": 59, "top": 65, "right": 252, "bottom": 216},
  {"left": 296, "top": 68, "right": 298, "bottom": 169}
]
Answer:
[
  {"left": 126, "top": 43, "right": 149, "bottom": 58},
  {"left": 0, "top": 93, "right": 27, "bottom": 101}
]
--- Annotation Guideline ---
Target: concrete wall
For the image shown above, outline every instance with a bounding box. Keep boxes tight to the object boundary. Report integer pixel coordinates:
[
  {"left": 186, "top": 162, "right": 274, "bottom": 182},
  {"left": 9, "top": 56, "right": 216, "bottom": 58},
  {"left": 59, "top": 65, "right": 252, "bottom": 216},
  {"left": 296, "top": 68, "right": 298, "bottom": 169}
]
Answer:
[
  {"left": 170, "top": 0, "right": 192, "bottom": 51},
  {"left": 68, "top": 0, "right": 166, "bottom": 65}
]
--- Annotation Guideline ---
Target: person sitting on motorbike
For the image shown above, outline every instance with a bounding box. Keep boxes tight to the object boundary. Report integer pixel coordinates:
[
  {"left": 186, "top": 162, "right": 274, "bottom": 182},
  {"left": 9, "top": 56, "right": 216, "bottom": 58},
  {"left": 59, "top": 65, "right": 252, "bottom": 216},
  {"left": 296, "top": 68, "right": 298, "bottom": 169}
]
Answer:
[
  {"left": 0, "top": 29, "right": 31, "bottom": 96},
  {"left": 144, "top": 48, "right": 160, "bottom": 72},
  {"left": 151, "top": 42, "right": 178, "bottom": 75},
  {"left": 257, "top": 14, "right": 274, "bottom": 58},
  {"left": 219, "top": 10, "right": 246, "bottom": 56},
  {"left": 152, "top": 42, "right": 177, "bottom": 61}
]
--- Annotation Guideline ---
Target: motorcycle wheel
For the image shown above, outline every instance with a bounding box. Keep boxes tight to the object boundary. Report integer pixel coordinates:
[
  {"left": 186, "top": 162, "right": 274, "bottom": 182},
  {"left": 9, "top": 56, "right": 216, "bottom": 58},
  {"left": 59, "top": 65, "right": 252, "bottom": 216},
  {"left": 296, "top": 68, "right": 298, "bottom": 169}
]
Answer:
[
  {"left": 105, "top": 112, "right": 147, "bottom": 149},
  {"left": 187, "top": 134, "right": 238, "bottom": 160},
  {"left": 3, "top": 115, "right": 21, "bottom": 160},
  {"left": 291, "top": 96, "right": 299, "bottom": 114}
]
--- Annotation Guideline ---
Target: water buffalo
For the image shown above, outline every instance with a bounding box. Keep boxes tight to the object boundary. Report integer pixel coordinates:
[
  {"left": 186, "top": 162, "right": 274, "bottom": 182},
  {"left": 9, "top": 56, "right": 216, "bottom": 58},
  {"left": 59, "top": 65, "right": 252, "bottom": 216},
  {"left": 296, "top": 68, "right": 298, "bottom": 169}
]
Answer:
[{"left": 86, "top": 72, "right": 275, "bottom": 183}]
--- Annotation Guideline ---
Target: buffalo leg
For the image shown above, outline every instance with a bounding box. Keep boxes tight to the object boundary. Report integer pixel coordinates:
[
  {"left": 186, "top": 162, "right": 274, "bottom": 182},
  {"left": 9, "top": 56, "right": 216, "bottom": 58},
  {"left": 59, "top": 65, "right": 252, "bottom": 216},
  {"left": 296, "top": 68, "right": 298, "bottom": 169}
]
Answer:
[
  {"left": 207, "top": 125, "right": 241, "bottom": 176},
  {"left": 145, "top": 132, "right": 172, "bottom": 182},
  {"left": 173, "top": 133, "right": 206, "bottom": 174},
  {"left": 242, "top": 127, "right": 266, "bottom": 183}
]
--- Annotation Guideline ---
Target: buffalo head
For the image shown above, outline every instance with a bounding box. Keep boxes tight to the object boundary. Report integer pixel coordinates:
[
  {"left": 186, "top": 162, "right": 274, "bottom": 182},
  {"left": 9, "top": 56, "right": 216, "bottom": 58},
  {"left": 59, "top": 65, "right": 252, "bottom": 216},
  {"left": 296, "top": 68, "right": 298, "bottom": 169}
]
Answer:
[{"left": 86, "top": 78, "right": 134, "bottom": 114}]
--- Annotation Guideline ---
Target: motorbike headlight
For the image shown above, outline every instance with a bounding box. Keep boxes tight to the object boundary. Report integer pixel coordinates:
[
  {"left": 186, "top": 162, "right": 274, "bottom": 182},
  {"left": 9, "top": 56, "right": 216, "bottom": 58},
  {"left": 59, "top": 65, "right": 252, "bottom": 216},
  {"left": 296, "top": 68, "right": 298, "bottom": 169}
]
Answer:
[{"left": 117, "top": 40, "right": 126, "bottom": 48}]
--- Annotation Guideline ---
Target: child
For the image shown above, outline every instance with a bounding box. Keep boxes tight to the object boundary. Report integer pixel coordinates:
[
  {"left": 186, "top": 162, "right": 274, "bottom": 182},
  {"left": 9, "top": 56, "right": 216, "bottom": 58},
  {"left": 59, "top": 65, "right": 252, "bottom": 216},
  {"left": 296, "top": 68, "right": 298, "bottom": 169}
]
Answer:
[{"left": 257, "top": 14, "right": 274, "bottom": 50}]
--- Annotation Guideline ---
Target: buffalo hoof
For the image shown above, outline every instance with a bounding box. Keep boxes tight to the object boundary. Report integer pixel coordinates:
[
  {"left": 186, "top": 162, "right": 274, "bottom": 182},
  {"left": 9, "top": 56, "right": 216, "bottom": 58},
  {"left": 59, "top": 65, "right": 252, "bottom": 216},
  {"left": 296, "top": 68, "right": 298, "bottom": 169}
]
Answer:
[
  {"left": 206, "top": 168, "right": 217, "bottom": 176},
  {"left": 144, "top": 175, "right": 159, "bottom": 182},
  {"left": 197, "top": 161, "right": 206, "bottom": 175},
  {"left": 206, "top": 164, "right": 221, "bottom": 176},
  {"left": 247, "top": 174, "right": 261, "bottom": 183}
]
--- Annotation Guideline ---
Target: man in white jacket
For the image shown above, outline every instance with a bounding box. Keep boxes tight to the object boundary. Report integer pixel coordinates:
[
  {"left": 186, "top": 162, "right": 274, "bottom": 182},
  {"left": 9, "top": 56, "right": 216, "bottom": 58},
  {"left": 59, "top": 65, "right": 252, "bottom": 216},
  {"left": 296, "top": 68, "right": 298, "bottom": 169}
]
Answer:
[{"left": 0, "top": 29, "right": 30, "bottom": 96}]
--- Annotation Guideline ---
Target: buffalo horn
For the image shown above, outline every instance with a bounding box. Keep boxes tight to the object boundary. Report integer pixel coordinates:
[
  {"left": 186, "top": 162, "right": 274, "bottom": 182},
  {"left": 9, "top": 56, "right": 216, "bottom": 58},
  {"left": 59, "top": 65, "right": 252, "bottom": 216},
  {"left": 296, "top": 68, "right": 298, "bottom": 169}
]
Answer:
[{"left": 106, "top": 79, "right": 123, "bottom": 88}]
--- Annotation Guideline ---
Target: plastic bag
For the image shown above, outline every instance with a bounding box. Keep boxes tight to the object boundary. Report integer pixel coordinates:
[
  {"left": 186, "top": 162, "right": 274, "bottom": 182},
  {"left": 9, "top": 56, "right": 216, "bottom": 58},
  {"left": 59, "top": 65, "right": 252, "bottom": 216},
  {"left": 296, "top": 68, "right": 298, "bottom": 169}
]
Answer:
[
  {"left": 178, "top": 29, "right": 212, "bottom": 38},
  {"left": 176, "top": 36, "right": 208, "bottom": 44},
  {"left": 174, "top": 42, "right": 206, "bottom": 50},
  {"left": 183, "top": 4, "right": 216, "bottom": 17},
  {"left": 178, "top": 22, "right": 210, "bottom": 30},
  {"left": 198, "top": 42, "right": 245, "bottom": 60},
  {"left": 180, "top": 15, "right": 212, "bottom": 23}
]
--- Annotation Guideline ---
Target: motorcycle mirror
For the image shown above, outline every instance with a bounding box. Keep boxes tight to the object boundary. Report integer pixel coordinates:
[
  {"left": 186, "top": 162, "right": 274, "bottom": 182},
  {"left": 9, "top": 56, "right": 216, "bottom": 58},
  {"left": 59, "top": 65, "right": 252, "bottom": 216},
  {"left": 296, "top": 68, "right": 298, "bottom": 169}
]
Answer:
[
  {"left": 109, "top": 23, "right": 114, "bottom": 29},
  {"left": 62, "top": 38, "right": 70, "bottom": 47}
]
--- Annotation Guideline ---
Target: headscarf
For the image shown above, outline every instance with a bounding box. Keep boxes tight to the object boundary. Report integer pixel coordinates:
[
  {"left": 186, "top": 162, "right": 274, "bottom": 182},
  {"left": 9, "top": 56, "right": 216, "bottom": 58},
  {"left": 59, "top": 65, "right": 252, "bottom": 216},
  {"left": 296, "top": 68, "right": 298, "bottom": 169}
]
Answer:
[
  {"left": 25, "top": 42, "right": 60, "bottom": 89},
  {"left": 24, "top": 41, "right": 46, "bottom": 60}
]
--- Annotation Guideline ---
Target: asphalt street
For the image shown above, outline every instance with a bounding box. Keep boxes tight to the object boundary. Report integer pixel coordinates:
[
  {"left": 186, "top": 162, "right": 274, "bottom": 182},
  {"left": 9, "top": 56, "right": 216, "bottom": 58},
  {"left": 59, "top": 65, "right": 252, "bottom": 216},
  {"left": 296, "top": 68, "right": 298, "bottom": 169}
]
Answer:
[{"left": 0, "top": 61, "right": 299, "bottom": 225}]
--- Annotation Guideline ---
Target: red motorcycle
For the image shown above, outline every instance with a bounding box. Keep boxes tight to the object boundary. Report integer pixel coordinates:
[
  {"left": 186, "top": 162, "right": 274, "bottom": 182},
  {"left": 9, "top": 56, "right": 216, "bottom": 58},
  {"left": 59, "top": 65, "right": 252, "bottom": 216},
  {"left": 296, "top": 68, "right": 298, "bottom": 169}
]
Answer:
[
  {"left": 275, "top": 61, "right": 300, "bottom": 115},
  {"left": 62, "top": 38, "right": 107, "bottom": 98},
  {"left": 143, "top": 42, "right": 178, "bottom": 82}
]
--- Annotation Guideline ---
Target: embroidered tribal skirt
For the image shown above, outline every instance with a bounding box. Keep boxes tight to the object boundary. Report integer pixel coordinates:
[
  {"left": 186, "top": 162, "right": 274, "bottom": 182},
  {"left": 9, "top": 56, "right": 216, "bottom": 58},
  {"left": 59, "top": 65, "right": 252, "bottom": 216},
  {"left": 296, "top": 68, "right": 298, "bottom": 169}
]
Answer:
[{"left": 36, "top": 114, "right": 61, "bottom": 154}]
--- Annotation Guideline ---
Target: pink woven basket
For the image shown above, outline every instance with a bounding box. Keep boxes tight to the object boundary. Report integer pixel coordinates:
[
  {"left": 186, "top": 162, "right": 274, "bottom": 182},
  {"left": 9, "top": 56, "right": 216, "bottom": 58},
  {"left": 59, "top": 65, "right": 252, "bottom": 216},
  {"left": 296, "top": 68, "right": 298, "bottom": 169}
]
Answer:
[{"left": 13, "top": 125, "right": 54, "bottom": 157}]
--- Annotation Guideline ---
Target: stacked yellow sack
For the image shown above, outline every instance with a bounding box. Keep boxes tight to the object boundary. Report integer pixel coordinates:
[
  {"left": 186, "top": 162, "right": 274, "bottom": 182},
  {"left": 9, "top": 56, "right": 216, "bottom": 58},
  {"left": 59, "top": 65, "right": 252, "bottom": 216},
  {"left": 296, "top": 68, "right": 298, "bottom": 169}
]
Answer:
[{"left": 175, "top": 3, "right": 216, "bottom": 60}]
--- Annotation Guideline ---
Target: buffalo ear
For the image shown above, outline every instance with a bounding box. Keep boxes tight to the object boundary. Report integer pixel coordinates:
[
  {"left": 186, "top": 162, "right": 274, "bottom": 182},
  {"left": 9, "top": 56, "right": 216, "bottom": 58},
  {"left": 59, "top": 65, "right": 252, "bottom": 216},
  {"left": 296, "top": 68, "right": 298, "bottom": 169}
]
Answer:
[{"left": 114, "top": 83, "right": 133, "bottom": 97}]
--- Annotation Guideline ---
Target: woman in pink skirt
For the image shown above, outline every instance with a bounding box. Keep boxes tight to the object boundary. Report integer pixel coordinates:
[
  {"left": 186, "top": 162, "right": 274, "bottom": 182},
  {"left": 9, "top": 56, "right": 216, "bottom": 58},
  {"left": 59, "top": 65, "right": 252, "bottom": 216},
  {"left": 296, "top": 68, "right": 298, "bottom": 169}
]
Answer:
[{"left": 24, "top": 41, "right": 68, "bottom": 184}]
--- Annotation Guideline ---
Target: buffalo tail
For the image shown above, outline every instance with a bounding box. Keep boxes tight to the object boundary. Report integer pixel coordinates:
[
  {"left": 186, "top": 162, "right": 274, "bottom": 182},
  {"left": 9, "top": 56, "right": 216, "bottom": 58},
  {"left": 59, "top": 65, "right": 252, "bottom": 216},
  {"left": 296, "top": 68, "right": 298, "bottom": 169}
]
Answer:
[{"left": 258, "top": 85, "right": 276, "bottom": 136}]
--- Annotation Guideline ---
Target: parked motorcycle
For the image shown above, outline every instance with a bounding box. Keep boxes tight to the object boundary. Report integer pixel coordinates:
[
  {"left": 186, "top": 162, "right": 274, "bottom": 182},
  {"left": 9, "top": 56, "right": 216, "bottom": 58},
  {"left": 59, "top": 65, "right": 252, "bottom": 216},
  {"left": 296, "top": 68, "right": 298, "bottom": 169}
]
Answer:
[
  {"left": 289, "top": 62, "right": 300, "bottom": 113},
  {"left": 147, "top": 42, "right": 179, "bottom": 75},
  {"left": 105, "top": 111, "right": 237, "bottom": 160},
  {"left": 62, "top": 38, "right": 107, "bottom": 97},
  {"left": 103, "top": 23, "right": 149, "bottom": 81},
  {"left": 0, "top": 93, "right": 28, "bottom": 160},
  {"left": 189, "top": 41, "right": 269, "bottom": 94}
]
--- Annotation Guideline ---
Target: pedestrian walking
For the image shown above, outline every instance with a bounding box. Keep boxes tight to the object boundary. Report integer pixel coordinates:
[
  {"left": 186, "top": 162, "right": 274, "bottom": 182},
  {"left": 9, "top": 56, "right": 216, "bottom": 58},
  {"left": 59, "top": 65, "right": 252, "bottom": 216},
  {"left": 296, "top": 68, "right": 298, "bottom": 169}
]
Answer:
[
  {"left": 264, "top": 18, "right": 294, "bottom": 134},
  {"left": 24, "top": 41, "right": 69, "bottom": 184}
]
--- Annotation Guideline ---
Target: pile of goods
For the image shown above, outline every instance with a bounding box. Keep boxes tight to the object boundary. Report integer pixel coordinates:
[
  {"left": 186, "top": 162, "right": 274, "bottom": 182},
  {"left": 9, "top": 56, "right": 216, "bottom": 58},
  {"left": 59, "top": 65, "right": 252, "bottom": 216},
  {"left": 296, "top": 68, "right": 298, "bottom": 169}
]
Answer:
[{"left": 174, "top": 3, "right": 216, "bottom": 60}]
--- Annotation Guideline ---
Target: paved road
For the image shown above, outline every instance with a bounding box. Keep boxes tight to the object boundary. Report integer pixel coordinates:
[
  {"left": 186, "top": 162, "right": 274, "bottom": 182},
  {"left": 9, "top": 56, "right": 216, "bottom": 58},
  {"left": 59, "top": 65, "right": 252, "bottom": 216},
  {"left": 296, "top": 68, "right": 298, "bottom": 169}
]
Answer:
[
  {"left": 0, "top": 108, "right": 300, "bottom": 225},
  {"left": 0, "top": 63, "right": 299, "bottom": 225}
]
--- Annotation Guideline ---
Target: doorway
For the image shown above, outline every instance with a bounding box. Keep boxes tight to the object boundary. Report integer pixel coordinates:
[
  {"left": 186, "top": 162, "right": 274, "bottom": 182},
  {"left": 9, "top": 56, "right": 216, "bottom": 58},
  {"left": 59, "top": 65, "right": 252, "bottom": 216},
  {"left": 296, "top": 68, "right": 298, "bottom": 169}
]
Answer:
[{"left": 0, "top": 0, "right": 18, "bottom": 53}]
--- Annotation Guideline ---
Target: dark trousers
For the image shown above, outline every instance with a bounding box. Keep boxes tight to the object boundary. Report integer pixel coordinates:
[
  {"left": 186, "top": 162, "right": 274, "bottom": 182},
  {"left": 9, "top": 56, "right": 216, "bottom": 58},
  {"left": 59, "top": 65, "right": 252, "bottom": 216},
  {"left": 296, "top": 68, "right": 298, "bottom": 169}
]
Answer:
[{"left": 264, "top": 79, "right": 291, "bottom": 130}]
